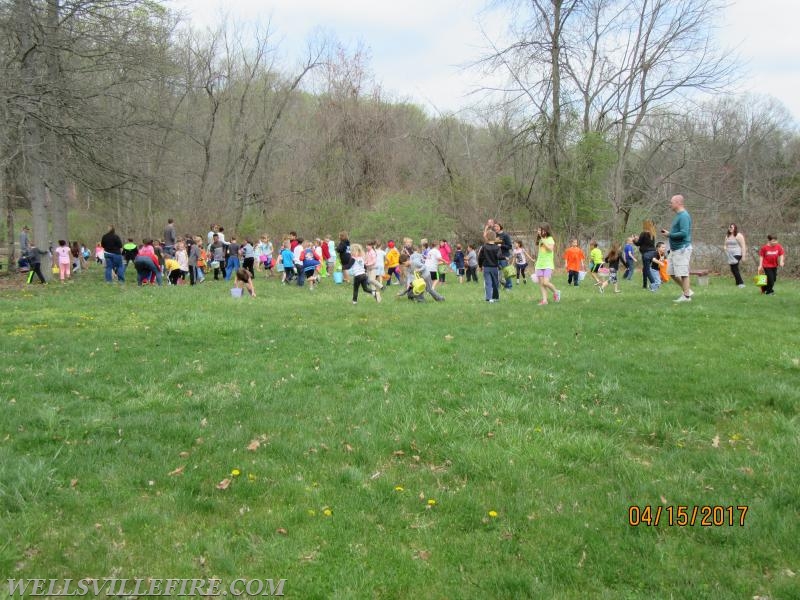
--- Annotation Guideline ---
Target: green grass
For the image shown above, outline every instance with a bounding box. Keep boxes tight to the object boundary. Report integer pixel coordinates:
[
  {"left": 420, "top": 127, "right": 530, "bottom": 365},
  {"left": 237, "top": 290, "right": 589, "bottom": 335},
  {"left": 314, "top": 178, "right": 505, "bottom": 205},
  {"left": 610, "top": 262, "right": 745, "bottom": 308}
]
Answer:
[{"left": 0, "top": 269, "right": 798, "bottom": 599}]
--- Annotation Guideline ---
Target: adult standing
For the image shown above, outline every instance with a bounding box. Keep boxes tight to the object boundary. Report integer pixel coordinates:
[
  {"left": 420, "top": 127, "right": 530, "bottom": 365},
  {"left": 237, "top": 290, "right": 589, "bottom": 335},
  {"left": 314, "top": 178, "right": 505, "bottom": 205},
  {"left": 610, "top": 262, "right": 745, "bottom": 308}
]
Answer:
[
  {"left": 163, "top": 218, "right": 177, "bottom": 258},
  {"left": 633, "top": 220, "right": 658, "bottom": 291},
  {"left": 757, "top": 235, "right": 785, "bottom": 295},
  {"left": 101, "top": 225, "right": 125, "bottom": 283},
  {"left": 724, "top": 223, "right": 747, "bottom": 287},
  {"left": 661, "top": 194, "right": 693, "bottom": 302}
]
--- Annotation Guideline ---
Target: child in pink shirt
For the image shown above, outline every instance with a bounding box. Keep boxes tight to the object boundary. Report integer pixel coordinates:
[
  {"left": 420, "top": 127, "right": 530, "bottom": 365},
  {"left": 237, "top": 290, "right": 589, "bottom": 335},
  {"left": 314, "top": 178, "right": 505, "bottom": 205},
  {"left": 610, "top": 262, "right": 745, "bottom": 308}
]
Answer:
[{"left": 55, "top": 240, "right": 72, "bottom": 282}]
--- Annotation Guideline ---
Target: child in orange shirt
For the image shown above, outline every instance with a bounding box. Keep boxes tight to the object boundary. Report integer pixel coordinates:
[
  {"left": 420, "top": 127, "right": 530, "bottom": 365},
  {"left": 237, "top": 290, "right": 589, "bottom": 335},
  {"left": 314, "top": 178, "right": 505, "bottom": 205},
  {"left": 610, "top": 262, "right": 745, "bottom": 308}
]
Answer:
[{"left": 562, "top": 239, "right": 585, "bottom": 286}]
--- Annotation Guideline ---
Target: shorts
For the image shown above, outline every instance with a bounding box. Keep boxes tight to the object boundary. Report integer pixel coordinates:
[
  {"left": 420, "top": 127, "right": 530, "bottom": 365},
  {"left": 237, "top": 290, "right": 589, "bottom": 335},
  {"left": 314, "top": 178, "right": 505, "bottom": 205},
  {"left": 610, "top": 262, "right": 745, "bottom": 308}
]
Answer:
[
  {"left": 608, "top": 268, "right": 618, "bottom": 284},
  {"left": 457, "top": 268, "right": 465, "bottom": 276},
  {"left": 430, "top": 271, "right": 438, "bottom": 281},
  {"left": 304, "top": 269, "right": 316, "bottom": 279},
  {"left": 535, "top": 268, "right": 553, "bottom": 279},
  {"left": 590, "top": 263, "right": 601, "bottom": 273},
  {"left": 667, "top": 246, "right": 691, "bottom": 277}
]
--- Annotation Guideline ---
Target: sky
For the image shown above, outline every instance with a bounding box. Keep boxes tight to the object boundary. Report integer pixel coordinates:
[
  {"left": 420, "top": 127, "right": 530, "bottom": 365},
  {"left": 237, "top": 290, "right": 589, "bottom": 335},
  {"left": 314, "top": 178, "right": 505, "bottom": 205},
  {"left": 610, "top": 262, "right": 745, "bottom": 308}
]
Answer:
[{"left": 168, "top": 0, "right": 800, "bottom": 124}]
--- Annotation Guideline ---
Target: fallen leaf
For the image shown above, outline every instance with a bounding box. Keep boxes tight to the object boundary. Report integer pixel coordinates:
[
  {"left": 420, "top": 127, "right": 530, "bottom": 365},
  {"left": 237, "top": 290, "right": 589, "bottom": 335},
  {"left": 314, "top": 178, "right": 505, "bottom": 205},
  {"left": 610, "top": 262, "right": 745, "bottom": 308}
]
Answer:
[
  {"left": 739, "top": 467, "right": 754, "bottom": 476},
  {"left": 370, "top": 471, "right": 382, "bottom": 480},
  {"left": 179, "top": 451, "right": 190, "bottom": 458},
  {"left": 168, "top": 466, "right": 185, "bottom": 477},
  {"left": 70, "top": 478, "right": 78, "bottom": 488},
  {"left": 393, "top": 450, "right": 405, "bottom": 457},
  {"left": 577, "top": 550, "right": 587, "bottom": 568},
  {"left": 444, "top": 334, "right": 453, "bottom": 341},
  {"left": 712, "top": 435, "right": 720, "bottom": 448},
  {"left": 247, "top": 440, "right": 261, "bottom": 452},
  {"left": 200, "top": 418, "right": 208, "bottom": 428},
  {"left": 414, "top": 550, "right": 431, "bottom": 561},
  {"left": 343, "top": 443, "right": 354, "bottom": 453},
  {"left": 660, "top": 495, "right": 668, "bottom": 504},
  {"left": 276, "top": 528, "right": 288, "bottom": 536},
  {"left": 216, "top": 478, "right": 231, "bottom": 490}
]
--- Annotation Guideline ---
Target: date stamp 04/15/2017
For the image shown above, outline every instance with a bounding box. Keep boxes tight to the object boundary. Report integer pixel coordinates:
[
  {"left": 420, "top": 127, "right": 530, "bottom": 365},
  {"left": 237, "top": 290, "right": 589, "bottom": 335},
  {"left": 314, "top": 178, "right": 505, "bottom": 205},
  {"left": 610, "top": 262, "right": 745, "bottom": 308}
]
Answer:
[{"left": 628, "top": 505, "right": 749, "bottom": 527}]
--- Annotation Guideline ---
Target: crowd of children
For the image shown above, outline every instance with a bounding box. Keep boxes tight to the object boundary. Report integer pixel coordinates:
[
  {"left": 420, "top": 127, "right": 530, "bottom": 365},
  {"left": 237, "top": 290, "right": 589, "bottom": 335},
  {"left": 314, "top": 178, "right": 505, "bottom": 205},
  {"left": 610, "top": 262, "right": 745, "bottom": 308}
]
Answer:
[{"left": 18, "top": 219, "right": 789, "bottom": 300}]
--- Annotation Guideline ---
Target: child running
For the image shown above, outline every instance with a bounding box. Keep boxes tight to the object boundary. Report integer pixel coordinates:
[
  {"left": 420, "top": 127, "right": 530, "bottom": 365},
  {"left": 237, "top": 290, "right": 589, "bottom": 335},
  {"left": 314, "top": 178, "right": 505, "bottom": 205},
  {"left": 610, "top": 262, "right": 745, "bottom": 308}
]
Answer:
[
  {"left": 588, "top": 241, "right": 604, "bottom": 286},
  {"left": 350, "top": 244, "right": 382, "bottom": 304},
  {"left": 513, "top": 240, "right": 534, "bottom": 284},
  {"left": 599, "top": 243, "right": 622, "bottom": 294}
]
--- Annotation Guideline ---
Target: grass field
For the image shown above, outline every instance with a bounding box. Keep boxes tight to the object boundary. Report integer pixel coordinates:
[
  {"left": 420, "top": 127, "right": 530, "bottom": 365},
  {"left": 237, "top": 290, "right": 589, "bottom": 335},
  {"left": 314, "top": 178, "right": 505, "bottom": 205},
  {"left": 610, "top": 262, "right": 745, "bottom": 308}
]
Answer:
[{"left": 1, "top": 268, "right": 798, "bottom": 599}]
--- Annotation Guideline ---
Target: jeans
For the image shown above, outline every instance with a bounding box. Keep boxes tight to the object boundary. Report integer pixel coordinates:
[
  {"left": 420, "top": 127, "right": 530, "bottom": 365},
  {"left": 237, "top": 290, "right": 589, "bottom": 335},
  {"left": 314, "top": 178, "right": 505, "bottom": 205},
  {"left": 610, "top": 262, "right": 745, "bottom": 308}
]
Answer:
[
  {"left": 483, "top": 267, "right": 500, "bottom": 300},
  {"left": 104, "top": 252, "right": 125, "bottom": 283},
  {"left": 134, "top": 256, "right": 162, "bottom": 285},
  {"left": 729, "top": 256, "right": 744, "bottom": 285},
  {"left": 225, "top": 257, "right": 240, "bottom": 280},
  {"left": 650, "top": 268, "right": 661, "bottom": 290},
  {"left": 623, "top": 257, "right": 635, "bottom": 280},
  {"left": 641, "top": 251, "right": 657, "bottom": 288}
]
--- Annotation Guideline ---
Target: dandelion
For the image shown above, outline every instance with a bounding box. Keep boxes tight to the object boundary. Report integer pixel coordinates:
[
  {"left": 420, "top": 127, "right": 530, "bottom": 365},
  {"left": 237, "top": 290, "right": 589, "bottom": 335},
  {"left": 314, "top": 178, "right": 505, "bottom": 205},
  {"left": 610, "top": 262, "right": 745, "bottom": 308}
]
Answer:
[
  {"left": 427, "top": 499, "right": 436, "bottom": 506},
  {"left": 231, "top": 469, "right": 241, "bottom": 477},
  {"left": 394, "top": 486, "right": 404, "bottom": 492},
  {"left": 247, "top": 473, "right": 256, "bottom": 482},
  {"left": 488, "top": 510, "right": 498, "bottom": 518},
  {"left": 323, "top": 508, "right": 333, "bottom": 517}
]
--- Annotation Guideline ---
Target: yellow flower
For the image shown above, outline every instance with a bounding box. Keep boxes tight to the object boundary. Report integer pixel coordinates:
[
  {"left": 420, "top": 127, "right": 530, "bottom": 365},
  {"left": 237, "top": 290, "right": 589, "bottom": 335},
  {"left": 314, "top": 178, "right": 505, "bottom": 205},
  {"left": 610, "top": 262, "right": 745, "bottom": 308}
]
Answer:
[
  {"left": 323, "top": 508, "right": 333, "bottom": 517},
  {"left": 488, "top": 510, "right": 498, "bottom": 518},
  {"left": 231, "top": 469, "right": 241, "bottom": 477},
  {"left": 247, "top": 473, "right": 256, "bottom": 482},
  {"left": 394, "top": 486, "right": 404, "bottom": 492},
  {"left": 427, "top": 499, "right": 437, "bottom": 506}
]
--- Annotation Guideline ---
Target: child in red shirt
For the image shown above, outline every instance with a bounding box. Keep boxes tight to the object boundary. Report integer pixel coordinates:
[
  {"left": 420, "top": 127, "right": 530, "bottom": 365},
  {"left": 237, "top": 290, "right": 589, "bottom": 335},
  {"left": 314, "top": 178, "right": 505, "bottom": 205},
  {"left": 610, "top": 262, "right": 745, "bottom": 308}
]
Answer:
[{"left": 758, "top": 235, "right": 785, "bottom": 295}]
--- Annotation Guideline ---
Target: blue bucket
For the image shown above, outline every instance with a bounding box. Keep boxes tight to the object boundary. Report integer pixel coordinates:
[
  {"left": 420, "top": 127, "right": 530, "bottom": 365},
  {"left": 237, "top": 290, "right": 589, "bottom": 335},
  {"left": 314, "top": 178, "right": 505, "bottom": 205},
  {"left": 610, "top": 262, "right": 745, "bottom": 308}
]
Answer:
[{"left": 333, "top": 271, "right": 344, "bottom": 284}]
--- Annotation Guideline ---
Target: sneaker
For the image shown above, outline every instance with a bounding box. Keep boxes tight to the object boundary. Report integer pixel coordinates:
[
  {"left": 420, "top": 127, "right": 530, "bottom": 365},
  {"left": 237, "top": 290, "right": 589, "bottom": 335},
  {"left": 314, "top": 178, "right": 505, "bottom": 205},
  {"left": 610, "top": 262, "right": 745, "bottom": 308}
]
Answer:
[
  {"left": 553, "top": 290, "right": 561, "bottom": 303},
  {"left": 488, "top": 299, "right": 496, "bottom": 303},
  {"left": 375, "top": 290, "right": 382, "bottom": 303},
  {"left": 686, "top": 289, "right": 695, "bottom": 297},
  {"left": 674, "top": 295, "right": 692, "bottom": 302},
  {"left": 737, "top": 284, "right": 745, "bottom": 288},
  {"left": 353, "top": 301, "right": 357, "bottom": 305},
  {"left": 614, "top": 289, "right": 621, "bottom": 294},
  {"left": 538, "top": 300, "right": 548, "bottom": 305}
]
